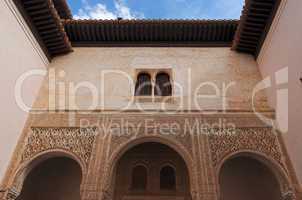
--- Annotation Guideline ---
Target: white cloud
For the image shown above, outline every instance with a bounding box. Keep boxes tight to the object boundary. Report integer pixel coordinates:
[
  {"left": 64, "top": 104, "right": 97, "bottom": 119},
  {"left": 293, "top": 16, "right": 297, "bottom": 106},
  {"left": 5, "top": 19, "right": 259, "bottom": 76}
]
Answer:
[
  {"left": 74, "top": 0, "right": 144, "bottom": 20},
  {"left": 74, "top": 4, "right": 116, "bottom": 19}
]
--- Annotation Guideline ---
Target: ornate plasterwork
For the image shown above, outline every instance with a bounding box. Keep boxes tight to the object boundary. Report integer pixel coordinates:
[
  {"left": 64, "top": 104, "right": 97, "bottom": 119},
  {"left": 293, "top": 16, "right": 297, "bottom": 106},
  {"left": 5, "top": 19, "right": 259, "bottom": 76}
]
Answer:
[
  {"left": 5, "top": 188, "right": 19, "bottom": 200},
  {"left": 208, "top": 127, "right": 283, "bottom": 168},
  {"left": 109, "top": 127, "right": 193, "bottom": 157},
  {"left": 282, "top": 190, "right": 296, "bottom": 200},
  {"left": 21, "top": 127, "right": 96, "bottom": 166}
]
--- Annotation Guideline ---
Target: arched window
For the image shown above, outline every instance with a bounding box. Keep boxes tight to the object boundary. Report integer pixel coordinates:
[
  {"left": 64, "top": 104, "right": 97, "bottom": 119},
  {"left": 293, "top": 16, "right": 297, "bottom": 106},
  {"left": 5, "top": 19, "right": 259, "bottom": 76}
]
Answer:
[
  {"left": 160, "top": 166, "right": 176, "bottom": 190},
  {"left": 131, "top": 165, "right": 147, "bottom": 190},
  {"left": 155, "top": 73, "right": 172, "bottom": 96},
  {"left": 135, "top": 73, "right": 152, "bottom": 96}
]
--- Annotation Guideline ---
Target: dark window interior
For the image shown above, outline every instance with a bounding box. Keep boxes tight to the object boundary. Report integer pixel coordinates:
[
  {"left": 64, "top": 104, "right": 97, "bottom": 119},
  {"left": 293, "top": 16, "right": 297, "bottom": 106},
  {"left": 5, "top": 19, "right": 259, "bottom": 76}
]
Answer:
[
  {"left": 131, "top": 165, "right": 147, "bottom": 190},
  {"left": 160, "top": 166, "right": 176, "bottom": 190},
  {"left": 155, "top": 73, "right": 172, "bottom": 96},
  {"left": 135, "top": 73, "right": 152, "bottom": 96}
]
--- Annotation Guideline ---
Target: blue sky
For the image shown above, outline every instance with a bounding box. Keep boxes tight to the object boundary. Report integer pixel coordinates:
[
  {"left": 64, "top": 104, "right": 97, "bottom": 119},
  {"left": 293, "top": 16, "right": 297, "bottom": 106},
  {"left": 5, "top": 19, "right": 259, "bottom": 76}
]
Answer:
[{"left": 67, "top": 0, "right": 245, "bottom": 20}]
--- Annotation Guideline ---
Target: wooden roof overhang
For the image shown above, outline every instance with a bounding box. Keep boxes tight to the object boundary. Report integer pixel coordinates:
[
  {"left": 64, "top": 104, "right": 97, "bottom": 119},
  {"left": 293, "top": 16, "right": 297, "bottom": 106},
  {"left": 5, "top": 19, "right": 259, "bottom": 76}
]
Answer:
[
  {"left": 12, "top": 0, "right": 282, "bottom": 60},
  {"left": 232, "top": 0, "right": 282, "bottom": 57},
  {"left": 52, "top": 0, "right": 72, "bottom": 19},
  {"left": 62, "top": 19, "right": 238, "bottom": 47},
  {"left": 13, "top": 0, "right": 73, "bottom": 59}
]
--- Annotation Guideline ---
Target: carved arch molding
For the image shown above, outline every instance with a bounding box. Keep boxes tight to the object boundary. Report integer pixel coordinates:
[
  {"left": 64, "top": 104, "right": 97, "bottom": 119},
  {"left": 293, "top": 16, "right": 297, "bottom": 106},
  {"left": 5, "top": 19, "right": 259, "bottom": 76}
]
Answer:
[
  {"left": 5, "top": 126, "right": 292, "bottom": 200},
  {"left": 4, "top": 127, "right": 97, "bottom": 200},
  {"left": 100, "top": 127, "right": 290, "bottom": 200},
  {"left": 107, "top": 127, "right": 286, "bottom": 176},
  {"left": 19, "top": 127, "right": 285, "bottom": 170}
]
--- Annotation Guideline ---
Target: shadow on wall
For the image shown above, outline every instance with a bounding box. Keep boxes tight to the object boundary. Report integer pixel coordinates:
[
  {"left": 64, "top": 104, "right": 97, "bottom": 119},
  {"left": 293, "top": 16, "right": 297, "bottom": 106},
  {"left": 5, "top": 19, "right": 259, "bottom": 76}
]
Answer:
[
  {"left": 16, "top": 157, "right": 82, "bottom": 200},
  {"left": 219, "top": 156, "right": 282, "bottom": 200}
]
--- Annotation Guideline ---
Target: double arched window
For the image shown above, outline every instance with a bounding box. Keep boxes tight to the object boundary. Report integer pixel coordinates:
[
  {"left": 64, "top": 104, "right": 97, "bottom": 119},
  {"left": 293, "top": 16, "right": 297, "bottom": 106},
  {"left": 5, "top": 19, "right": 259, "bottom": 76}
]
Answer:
[
  {"left": 130, "top": 164, "right": 176, "bottom": 191},
  {"left": 135, "top": 71, "right": 172, "bottom": 96},
  {"left": 131, "top": 165, "right": 148, "bottom": 190},
  {"left": 160, "top": 165, "right": 176, "bottom": 190}
]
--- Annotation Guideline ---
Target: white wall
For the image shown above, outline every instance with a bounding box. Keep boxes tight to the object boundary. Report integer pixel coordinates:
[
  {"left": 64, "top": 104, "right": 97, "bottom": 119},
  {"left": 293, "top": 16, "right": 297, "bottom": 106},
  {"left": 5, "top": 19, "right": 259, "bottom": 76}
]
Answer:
[
  {"left": 257, "top": 0, "right": 302, "bottom": 187},
  {"left": 0, "top": 0, "right": 48, "bottom": 186},
  {"left": 33, "top": 47, "right": 269, "bottom": 112}
]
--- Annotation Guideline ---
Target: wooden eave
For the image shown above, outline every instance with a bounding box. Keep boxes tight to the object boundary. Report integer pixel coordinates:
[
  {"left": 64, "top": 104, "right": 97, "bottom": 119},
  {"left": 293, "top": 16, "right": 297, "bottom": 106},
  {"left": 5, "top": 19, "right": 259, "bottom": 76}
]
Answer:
[
  {"left": 232, "top": 0, "right": 282, "bottom": 57},
  {"left": 53, "top": 0, "right": 72, "bottom": 19},
  {"left": 13, "top": 0, "right": 283, "bottom": 60},
  {"left": 62, "top": 19, "right": 238, "bottom": 47},
  {"left": 13, "top": 0, "right": 73, "bottom": 59}
]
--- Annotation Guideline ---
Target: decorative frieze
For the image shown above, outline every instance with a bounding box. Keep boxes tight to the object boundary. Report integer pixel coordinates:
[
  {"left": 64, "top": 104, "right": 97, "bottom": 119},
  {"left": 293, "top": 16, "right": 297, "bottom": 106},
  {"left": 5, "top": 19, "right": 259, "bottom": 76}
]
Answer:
[
  {"left": 21, "top": 127, "right": 97, "bottom": 166},
  {"left": 5, "top": 114, "right": 294, "bottom": 200},
  {"left": 208, "top": 127, "right": 283, "bottom": 168}
]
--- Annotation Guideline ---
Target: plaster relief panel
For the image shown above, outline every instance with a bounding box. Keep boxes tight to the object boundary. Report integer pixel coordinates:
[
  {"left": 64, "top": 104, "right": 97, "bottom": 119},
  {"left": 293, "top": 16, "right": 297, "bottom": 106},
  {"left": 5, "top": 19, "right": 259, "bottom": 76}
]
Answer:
[
  {"left": 21, "top": 127, "right": 96, "bottom": 166},
  {"left": 208, "top": 127, "right": 284, "bottom": 168}
]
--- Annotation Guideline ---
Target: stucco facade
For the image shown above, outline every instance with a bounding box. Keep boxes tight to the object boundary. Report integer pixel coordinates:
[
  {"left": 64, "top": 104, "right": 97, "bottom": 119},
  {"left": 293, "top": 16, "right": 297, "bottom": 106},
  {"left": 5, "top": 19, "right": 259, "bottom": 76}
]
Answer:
[
  {"left": 0, "top": 46, "right": 298, "bottom": 200},
  {"left": 34, "top": 47, "right": 270, "bottom": 112},
  {"left": 0, "top": 0, "right": 301, "bottom": 200}
]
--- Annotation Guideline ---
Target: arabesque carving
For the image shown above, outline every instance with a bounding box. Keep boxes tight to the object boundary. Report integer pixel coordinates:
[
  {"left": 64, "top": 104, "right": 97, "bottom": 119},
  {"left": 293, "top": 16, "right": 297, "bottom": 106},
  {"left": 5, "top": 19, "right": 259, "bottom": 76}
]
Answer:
[
  {"left": 21, "top": 127, "right": 96, "bottom": 166},
  {"left": 109, "top": 127, "right": 193, "bottom": 157},
  {"left": 208, "top": 127, "right": 283, "bottom": 168}
]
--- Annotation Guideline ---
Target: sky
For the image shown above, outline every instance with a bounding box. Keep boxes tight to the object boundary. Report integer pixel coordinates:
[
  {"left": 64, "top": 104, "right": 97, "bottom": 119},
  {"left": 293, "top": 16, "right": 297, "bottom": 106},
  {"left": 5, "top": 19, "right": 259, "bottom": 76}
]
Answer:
[{"left": 67, "top": 0, "right": 245, "bottom": 20}]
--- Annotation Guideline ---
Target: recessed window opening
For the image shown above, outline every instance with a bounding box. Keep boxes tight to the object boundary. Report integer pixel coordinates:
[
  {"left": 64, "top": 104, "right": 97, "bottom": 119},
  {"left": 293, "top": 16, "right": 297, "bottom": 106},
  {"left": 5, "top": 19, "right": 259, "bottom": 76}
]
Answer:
[
  {"left": 155, "top": 72, "right": 172, "bottom": 96},
  {"left": 131, "top": 165, "right": 148, "bottom": 190},
  {"left": 135, "top": 73, "right": 152, "bottom": 96},
  {"left": 160, "top": 165, "right": 176, "bottom": 190}
]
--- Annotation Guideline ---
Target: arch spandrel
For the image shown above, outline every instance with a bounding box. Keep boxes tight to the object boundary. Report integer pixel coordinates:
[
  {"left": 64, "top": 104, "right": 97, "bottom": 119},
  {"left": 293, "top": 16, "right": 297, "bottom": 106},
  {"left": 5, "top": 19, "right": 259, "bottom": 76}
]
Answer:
[
  {"left": 20, "top": 127, "right": 97, "bottom": 167},
  {"left": 207, "top": 127, "right": 286, "bottom": 169}
]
